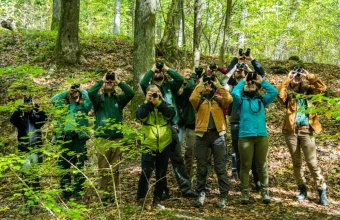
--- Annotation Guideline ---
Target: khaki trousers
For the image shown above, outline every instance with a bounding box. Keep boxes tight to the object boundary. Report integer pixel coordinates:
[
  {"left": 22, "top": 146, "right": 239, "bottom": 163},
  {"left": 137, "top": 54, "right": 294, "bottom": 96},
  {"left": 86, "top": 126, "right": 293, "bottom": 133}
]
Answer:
[
  {"left": 96, "top": 138, "right": 121, "bottom": 194},
  {"left": 284, "top": 128, "right": 326, "bottom": 189}
]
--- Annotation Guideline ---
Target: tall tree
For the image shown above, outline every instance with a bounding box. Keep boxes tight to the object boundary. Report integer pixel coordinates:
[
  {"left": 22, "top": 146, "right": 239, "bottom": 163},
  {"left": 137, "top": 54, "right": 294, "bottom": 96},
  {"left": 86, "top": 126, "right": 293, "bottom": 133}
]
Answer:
[
  {"left": 158, "top": 0, "right": 183, "bottom": 55},
  {"left": 51, "top": 0, "right": 61, "bottom": 30},
  {"left": 56, "top": 0, "right": 80, "bottom": 64},
  {"left": 193, "top": 0, "right": 203, "bottom": 67},
  {"left": 113, "top": 0, "right": 121, "bottom": 34},
  {"left": 218, "top": 0, "right": 232, "bottom": 66},
  {"left": 133, "top": 0, "right": 157, "bottom": 83}
]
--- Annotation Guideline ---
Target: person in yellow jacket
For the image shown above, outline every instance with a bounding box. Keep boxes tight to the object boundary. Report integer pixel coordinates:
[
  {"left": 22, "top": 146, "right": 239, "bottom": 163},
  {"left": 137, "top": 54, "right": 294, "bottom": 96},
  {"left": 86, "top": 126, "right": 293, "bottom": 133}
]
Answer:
[
  {"left": 189, "top": 73, "right": 233, "bottom": 208},
  {"left": 136, "top": 85, "right": 175, "bottom": 208},
  {"left": 278, "top": 67, "right": 328, "bottom": 206}
]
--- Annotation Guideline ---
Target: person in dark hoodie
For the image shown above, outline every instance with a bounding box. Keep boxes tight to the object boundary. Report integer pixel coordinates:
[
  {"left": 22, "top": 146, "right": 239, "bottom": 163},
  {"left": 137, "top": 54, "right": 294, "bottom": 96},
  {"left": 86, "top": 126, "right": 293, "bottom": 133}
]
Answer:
[
  {"left": 10, "top": 96, "right": 47, "bottom": 209},
  {"left": 88, "top": 70, "right": 135, "bottom": 204}
]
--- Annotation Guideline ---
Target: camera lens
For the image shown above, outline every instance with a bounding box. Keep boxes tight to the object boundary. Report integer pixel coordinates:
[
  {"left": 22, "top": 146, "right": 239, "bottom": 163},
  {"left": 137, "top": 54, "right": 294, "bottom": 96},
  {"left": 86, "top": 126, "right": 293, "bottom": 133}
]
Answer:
[
  {"left": 156, "top": 62, "right": 164, "bottom": 70},
  {"left": 152, "top": 92, "right": 159, "bottom": 98}
]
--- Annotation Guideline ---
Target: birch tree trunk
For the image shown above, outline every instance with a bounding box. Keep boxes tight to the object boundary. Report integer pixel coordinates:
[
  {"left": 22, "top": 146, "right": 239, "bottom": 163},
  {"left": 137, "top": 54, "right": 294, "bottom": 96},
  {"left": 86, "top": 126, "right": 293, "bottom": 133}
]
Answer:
[
  {"left": 55, "top": 0, "right": 80, "bottom": 64},
  {"left": 113, "top": 0, "right": 121, "bottom": 34},
  {"left": 193, "top": 0, "right": 203, "bottom": 67}
]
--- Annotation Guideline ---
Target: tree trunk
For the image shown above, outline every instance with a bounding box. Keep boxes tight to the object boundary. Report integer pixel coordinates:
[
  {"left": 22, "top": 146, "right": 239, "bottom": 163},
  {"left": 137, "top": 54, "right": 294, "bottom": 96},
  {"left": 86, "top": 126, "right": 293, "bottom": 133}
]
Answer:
[
  {"left": 132, "top": 0, "right": 157, "bottom": 113},
  {"left": 113, "top": 0, "right": 121, "bottom": 34},
  {"left": 157, "top": 0, "right": 183, "bottom": 59},
  {"left": 51, "top": 0, "right": 61, "bottom": 30},
  {"left": 193, "top": 0, "right": 203, "bottom": 67},
  {"left": 133, "top": 0, "right": 157, "bottom": 83},
  {"left": 218, "top": 0, "right": 232, "bottom": 66},
  {"left": 56, "top": 0, "right": 80, "bottom": 64}
]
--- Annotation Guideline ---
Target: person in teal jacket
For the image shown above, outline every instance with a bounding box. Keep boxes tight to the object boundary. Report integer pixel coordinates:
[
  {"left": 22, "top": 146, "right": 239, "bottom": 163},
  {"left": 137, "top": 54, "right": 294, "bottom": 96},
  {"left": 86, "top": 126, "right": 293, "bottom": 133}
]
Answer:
[
  {"left": 136, "top": 84, "right": 175, "bottom": 208},
  {"left": 88, "top": 71, "right": 135, "bottom": 204},
  {"left": 140, "top": 63, "right": 197, "bottom": 198},
  {"left": 231, "top": 73, "right": 278, "bottom": 204},
  {"left": 51, "top": 83, "right": 92, "bottom": 200}
]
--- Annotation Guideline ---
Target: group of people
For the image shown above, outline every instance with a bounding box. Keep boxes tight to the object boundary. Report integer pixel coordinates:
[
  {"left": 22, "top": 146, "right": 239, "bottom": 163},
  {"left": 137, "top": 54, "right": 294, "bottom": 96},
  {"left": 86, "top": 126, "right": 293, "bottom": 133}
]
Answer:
[{"left": 10, "top": 49, "right": 329, "bottom": 211}]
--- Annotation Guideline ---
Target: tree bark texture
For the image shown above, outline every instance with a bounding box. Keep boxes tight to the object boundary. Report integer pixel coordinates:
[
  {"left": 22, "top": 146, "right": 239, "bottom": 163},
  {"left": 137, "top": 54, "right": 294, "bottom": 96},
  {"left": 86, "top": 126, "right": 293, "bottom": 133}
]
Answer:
[
  {"left": 56, "top": 0, "right": 80, "bottom": 64},
  {"left": 193, "top": 0, "right": 203, "bottom": 67},
  {"left": 51, "top": 0, "right": 61, "bottom": 30},
  {"left": 113, "top": 0, "right": 121, "bottom": 34},
  {"left": 158, "top": 0, "right": 183, "bottom": 52},
  {"left": 219, "top": 0, "right": 232, "bottom": 66},
  {"left": 133, "top": 0, "right": 157, "bottom": 84}
]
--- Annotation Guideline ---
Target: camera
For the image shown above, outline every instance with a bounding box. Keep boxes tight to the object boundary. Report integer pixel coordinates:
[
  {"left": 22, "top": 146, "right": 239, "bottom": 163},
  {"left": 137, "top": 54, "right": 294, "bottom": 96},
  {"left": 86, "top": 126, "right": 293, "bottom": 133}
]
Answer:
[
  {"left": 203, "top": 74, "right": 216, "bottom": 83},
  {"left": 246, "top": 72, "right": 257, "bottom": 82},
  {"left": 209, "top": 64, "right": 217, "bottom": 71},
  {"left": 106, "top": 72, "right": 116, "bottom": 81},
  {"left": 156, "top": 62, "right": 164, "bottom": 71},
  {"left": 293, "top": 67, "right": 304, "bottom": 76},
  {"left": 239, "top": 48, "right": 243, "bottom": 56},
  {"left": 236, "top": 63, "right": 246, "bottom": 70},
  {"left": 195, "top": 66, "right": 204, "bottom": 77},
  {"left": 151, "top": 92, "right": 159, "bottom": 98},
  {"left": 70, "top": 83, "right": 80, "bottom": 90},
  {"left": 245, "top": 48, "right": 251, "bottom": 56},
  {"left": 24, "top": 96, "right": 33, "bottom": 105}
]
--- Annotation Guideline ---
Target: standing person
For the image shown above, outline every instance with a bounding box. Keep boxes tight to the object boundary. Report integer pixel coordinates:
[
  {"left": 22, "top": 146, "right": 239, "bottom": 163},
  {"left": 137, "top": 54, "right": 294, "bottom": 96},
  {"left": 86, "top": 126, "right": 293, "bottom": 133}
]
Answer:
[
  {"left": 136, "top": 85, "right": 175, "bottom": 208},
  {"left": 10, "top": 96, "right": 47, "bottom": 210},
  {"left": 176, "top": 67, "right": 199, "bottom": 179},
  {"left": 278, "top": 67, "right": 328, "bottom": 206},
  {"left": 231, "top": 73, "right": 278, "bottom": 204},
  {"left": 52, "top": 84, "right": 92, "bottom": 200},
  {"left": 140, "top": 63, "right": 197, "bottom": 198},
  {"left": 189, "top": 72, "right": 233, "bottom": 208},
  {"left": 88, "top": 70, "right": 135, "bottom": 204}
]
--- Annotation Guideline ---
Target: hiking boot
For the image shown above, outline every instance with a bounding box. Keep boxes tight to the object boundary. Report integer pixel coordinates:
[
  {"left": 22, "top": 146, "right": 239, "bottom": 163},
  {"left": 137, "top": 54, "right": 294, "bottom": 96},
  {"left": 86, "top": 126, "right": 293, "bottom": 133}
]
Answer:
[
  {"left": 294, "top": 184, "right": 307, "bottom": 201},
  {"left": 183, "top": 190, "right": 198, "bottom": 198},
  {"left": 261, "top": 189, "right": 271, "bottom": 204},
  {"left": 241, "top": 190, "right": 250, "bottom": 204},
  {"left": 195, "top": 192, "right": 206, "bottom": 207},
  {"left": 152, "top": 197, "right": 165, "bottom": 209},
  {"left": 255, "top": 181, "right": 261, "bottom": 192},
  {"left": 216, "top": 197, "right": 226, "bottom": 208},
  {"left": 318, "top": 188, "right": 328, "bottom": 206}
]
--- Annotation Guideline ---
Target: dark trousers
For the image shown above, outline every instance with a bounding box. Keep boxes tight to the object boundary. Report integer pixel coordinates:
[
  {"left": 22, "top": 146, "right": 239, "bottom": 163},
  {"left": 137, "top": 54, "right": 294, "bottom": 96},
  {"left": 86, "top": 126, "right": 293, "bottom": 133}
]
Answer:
[
  {"left": 196, "top": 130, "right": 230, "bottom": 197},
  {"left": 168, "top": 127, "right": 192, "bottom": 193},
  {"left": 231, "top": 123, "right": 259, "bottom": 184},
  {"left": 137, "top": 146, "right": 171, "bottom": 199},
  {"left": 58, "top": 136, "right": 87, "bottom": 196}
]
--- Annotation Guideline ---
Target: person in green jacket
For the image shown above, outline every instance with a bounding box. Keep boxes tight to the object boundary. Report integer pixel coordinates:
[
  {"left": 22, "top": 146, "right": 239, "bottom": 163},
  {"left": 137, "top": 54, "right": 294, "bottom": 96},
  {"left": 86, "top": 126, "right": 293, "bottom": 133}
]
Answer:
[
  {"left": 140, "top": 63, "right": 197, "bottom": 198},
  {"left": 136, "top": 84, "right": 175, "bottom": 208},
  {"left": 88, "top": 71, "right": 135, "bottom": 204},
  {"left": 51, "top": 83, "right": 92, "bottom": 200}
]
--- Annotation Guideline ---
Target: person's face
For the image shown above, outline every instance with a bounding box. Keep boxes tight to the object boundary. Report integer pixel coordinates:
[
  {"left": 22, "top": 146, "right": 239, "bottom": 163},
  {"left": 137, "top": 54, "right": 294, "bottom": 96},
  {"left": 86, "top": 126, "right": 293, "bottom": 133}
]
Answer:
[
  {"left": 244, "top": 80, "right": 258, "bottom": 92},
  {"left": 104, "top": 80, "right": 114, "bottom": 90},
  {"left": 234, "top": 69, "right": 245, "bottom": 81},
  {"left": 153, "top": 70, "right": 164, "bottom": 82},
  {"left": 181, "top": 69, "right": 192, "bottom": 80},
  {"left": 239, "top": 56, "right": 246, "bottom": 63},
  {"left": 69, "top": 89, "right": 80, "bottom": 99}
]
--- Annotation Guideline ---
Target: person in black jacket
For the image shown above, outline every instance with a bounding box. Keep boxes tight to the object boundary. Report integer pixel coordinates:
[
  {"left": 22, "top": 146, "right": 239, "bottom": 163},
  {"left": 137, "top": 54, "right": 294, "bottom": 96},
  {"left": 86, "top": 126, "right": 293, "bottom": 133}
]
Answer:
[{"left": 10, "top": 96, "right": 47, "bottom": 209}]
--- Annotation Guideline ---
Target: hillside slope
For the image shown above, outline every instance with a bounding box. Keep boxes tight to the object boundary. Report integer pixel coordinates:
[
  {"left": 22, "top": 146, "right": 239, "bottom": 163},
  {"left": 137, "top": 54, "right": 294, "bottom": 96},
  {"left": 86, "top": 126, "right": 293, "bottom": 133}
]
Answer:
[{"left": 0, "top": 30, "right": 339, "bottom": 219}]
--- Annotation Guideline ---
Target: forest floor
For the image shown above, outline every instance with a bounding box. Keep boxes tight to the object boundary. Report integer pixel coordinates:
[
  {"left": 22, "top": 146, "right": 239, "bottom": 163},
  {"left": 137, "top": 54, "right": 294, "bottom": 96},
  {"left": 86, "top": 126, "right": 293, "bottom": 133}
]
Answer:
[{"left": 0, "top": 30, "right": 339, "bottom": 219}]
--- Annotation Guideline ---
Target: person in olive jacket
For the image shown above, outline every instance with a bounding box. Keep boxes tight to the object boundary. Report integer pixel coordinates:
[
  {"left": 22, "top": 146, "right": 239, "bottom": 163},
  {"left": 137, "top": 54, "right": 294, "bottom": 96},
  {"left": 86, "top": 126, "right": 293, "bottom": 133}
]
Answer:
[
  {"left": 52, "top": 83, "right": 92, "bottom": 200},
  {"left": 88, "top": 71, "right": 135, "bottom": 204},
  {"left": 136, "top": 85, "right": 175, "bottom": 208}
]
